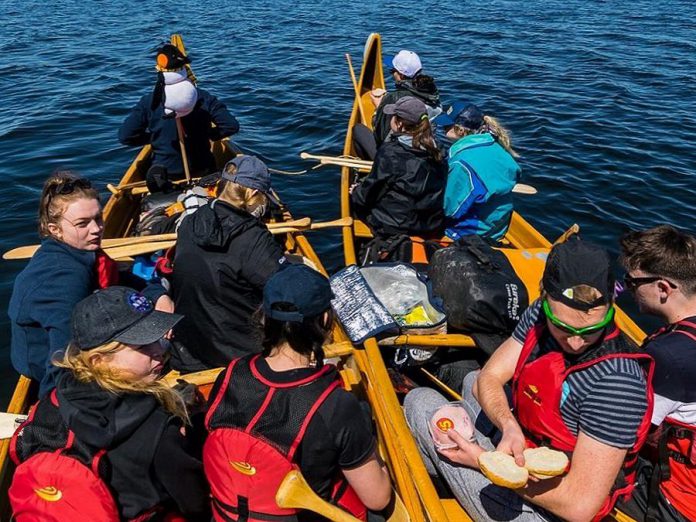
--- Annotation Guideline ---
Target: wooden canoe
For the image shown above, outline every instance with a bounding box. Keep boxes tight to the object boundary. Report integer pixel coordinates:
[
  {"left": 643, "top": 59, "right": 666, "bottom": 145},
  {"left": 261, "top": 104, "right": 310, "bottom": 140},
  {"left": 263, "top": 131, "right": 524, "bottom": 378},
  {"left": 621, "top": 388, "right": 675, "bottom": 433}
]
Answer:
[
  {"left": 339, "top": 33, "right": 644, "bottom": 521},
  {"left": 0, "top": 34, "right": 411, "bottom": 522}
]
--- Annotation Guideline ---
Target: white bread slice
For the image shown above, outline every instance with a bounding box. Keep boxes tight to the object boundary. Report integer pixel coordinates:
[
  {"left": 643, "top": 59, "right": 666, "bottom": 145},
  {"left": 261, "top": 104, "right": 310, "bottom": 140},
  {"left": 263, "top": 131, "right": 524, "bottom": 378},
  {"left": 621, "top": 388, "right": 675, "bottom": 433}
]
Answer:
[
  {"left": 523, "top": 447, "right": 569, "bottom": 477},
  {"left": 478, "top": 451, "right": 529, "bottom": 489}
]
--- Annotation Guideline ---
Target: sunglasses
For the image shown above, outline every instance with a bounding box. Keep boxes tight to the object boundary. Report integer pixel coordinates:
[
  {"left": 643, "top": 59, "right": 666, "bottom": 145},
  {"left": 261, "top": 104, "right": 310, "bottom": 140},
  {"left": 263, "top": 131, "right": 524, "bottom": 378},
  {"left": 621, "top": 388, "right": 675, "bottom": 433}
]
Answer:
[
  {"left": 623, "top": 274, "right": 677, "bottom": 291},
  {"left": 542, "top": 299, "right": 614, "bottom": 337},
  {"left": 49, "top": 178, "right": 92, "bottom": 197}
]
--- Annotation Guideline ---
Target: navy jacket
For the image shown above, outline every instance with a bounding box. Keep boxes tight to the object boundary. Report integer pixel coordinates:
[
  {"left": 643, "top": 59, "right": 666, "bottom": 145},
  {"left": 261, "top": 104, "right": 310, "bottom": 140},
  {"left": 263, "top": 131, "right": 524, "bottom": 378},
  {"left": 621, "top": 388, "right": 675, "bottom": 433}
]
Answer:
[
  {"left": 118, "top": 88, "right": 239, "bottom": 175},
  {"left": 8, "top": 238, "right": 166, "bottom": 396}
]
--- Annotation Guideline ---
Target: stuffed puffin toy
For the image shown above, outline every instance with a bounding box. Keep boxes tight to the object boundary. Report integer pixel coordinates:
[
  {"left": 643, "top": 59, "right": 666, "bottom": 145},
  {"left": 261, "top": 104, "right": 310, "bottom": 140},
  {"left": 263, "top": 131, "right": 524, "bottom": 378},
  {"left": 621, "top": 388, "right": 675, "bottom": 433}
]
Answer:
[{"left": 151, "top": 43, "right": 198, "bottom": 118}]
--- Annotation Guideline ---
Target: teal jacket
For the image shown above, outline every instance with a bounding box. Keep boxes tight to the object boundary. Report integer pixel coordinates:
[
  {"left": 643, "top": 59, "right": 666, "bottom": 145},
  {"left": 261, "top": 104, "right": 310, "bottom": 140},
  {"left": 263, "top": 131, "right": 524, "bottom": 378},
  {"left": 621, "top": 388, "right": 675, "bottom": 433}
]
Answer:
[{"left": 444, "top": 133, "right": 520, "bottom": 241}]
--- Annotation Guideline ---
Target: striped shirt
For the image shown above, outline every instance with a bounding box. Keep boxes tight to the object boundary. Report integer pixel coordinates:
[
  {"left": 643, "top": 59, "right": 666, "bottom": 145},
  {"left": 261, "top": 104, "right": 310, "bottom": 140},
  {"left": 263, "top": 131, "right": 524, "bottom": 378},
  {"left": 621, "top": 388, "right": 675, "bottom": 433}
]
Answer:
[{"left": 513, "top": 300, "right": 648, "bottom": 449}]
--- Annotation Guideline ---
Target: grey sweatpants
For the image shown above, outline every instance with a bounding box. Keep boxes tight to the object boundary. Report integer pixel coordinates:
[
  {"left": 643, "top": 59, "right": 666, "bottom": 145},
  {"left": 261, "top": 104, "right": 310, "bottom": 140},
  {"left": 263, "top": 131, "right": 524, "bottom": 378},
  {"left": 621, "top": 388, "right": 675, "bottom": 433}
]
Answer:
[{"left": 403, "top": 372, "right": 558, "bottom": 522}]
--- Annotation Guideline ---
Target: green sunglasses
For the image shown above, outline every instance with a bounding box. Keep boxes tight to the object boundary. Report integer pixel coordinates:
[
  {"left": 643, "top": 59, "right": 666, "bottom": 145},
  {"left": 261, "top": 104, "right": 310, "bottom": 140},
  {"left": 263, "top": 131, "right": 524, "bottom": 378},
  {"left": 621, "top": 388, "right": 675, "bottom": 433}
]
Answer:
[{"left": 542, "top": 299, "right": 615, "bottom": 337}]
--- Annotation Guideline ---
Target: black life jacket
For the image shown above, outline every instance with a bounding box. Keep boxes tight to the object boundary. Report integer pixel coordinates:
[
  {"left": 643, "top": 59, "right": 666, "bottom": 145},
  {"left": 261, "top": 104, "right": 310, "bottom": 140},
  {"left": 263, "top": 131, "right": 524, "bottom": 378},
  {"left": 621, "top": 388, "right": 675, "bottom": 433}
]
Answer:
[
  {"left": 512, "top": 323, "right": 654, "bottom": 521},
  {"left": 204, "top": 354, "right": 367, "bottom": 522}
]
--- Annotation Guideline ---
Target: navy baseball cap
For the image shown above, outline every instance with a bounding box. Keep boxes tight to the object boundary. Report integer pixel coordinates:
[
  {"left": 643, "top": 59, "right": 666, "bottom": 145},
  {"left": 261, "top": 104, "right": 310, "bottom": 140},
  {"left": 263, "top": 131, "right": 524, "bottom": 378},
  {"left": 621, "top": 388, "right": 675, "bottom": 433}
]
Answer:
[
  {"left": 263, "top": 265, "right": 334, "bottom": 322},
  {"left": 221, "top": 155, "right": 281, "bottom": 206},
  {"left": 434, "top": 100, "right": 484, "bottom": 130},
  {"left": 71, "top": 286, "right": 182, "bottom": 350},
  {"left": 542, "top": 239, "right": 615, "bottom": 311}
]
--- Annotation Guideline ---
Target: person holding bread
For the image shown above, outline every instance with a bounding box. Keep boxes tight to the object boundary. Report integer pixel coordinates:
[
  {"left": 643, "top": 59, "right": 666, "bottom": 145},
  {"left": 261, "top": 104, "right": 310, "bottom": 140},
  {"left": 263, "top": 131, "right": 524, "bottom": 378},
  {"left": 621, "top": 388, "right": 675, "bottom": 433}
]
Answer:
[{"left": 405, "top": 238, "right": 654, "bottom": 521}]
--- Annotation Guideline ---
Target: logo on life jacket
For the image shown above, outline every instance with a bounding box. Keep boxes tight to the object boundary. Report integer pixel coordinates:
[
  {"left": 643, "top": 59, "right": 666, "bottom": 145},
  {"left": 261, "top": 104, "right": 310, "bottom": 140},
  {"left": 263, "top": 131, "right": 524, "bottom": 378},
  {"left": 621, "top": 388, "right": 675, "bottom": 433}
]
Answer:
[
  {"left": 523, "top": 384, "right": 542, "bottom": 406},
  {"left": 436, "top": 418, "right": 454, "bottom": 432},
  {"left": 229, "top": 461, "right": 256, "bottom": 476},
  {"left": 34, "top": 486, "right": 62, "bottom": 502}
]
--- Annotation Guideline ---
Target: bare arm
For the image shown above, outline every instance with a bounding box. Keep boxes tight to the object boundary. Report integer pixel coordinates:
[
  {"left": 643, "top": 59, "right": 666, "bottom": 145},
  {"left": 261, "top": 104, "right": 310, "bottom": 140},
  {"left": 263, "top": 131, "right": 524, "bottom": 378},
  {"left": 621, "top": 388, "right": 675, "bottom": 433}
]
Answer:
[
  {"left": 518, "top": 432, "right": 627, "bottom": 522},
  {"left": 476, "top": 335, "right": 527, "bottom": 465},
  {"left": 342, "top": 451, "right": 392, "bottom": 511}
]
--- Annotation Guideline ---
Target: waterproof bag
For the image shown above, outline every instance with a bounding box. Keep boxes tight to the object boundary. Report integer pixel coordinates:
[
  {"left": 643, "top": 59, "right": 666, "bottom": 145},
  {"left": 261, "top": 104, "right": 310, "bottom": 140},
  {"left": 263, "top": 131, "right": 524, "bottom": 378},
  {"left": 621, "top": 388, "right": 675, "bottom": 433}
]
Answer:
[{"left": 429, "top": 235, "right": 530, "bottom": 346}]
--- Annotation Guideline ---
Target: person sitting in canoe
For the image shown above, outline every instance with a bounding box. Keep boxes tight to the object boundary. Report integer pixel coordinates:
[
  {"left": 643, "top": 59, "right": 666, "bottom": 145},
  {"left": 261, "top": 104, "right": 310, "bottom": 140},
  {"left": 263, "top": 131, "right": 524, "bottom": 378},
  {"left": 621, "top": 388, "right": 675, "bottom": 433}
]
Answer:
[
  {"left": 353, "top": 49, "right": 441, "bottom": 160},
  {"left": 405, "top": 239, "right": 654, "bottom": 522},
  {"left": 618, "top": 225, "right": 696, "bottom": 522},
  {"left": 204, "top": 264, "right": 392, "bottom": 521},
  {"left": 351, "top": 96, "right": 447, "bottom": 263},
  {"left": 169, "top": 155, "right": 287, "bottom": 372},
  {"left": 8, "top": 172, "right": 172, "bottom": 397},
  {"left": 118, "top": 43, "right": 239, "bottom": 187},
  {"left": 9, "top": 286, "right": 210, "bottom": 521},
  {"left": 435, "top": 100, "right": 521, "bottom": 242}
]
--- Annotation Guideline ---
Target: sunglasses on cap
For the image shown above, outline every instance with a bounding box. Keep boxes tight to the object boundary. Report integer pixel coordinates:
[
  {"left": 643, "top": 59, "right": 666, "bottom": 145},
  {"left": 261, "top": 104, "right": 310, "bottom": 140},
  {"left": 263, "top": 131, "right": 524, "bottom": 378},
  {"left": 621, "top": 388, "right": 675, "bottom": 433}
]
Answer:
[
  {"left": 542, "top": 299, "right": 615, "bottom": 338},
  {"left": 623, "top": 274, "right": 677, "bottom": 291}
]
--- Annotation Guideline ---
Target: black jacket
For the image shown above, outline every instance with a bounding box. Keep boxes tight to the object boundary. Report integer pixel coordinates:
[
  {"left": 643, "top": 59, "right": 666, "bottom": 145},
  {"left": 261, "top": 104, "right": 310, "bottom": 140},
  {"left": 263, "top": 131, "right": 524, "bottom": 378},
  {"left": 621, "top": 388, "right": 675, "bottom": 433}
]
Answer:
[
  {"left": 373, "top": 81, "right": 441, "bottom": 147},
  {"left": 171, "top": 200, "right": 285, "bottom": 370},
  {"left": 351, "top": 135, "right": 447, "bottom": 238},
  {"left": 118, "top": 88, "right": 239, "bottom": 175},
  {"left": 15, "top": 371, "right": 210, "bottom": 520}
]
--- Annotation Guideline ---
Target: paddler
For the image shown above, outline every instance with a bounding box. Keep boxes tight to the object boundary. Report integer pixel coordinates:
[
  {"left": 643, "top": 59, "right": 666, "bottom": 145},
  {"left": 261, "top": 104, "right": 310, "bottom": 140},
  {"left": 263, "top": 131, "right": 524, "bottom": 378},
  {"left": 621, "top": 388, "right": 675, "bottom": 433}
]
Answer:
[
  {"left": 118, "top": 43, "right": 239, "bottom": 189},
  {"left": 435, "top": 100, "right": 521, "bottom": 241},
  {"left": 405, "top": 239, "right": 653, "bottom": 521},
  {"left": 353, "top": 49, "right": 442, "bottom": 160},
  {"left": 618, "top": 225, "right": 696, "bottom": 522},
  {"left": 8, "top": 172, "right": 172, "bottom": 397}
]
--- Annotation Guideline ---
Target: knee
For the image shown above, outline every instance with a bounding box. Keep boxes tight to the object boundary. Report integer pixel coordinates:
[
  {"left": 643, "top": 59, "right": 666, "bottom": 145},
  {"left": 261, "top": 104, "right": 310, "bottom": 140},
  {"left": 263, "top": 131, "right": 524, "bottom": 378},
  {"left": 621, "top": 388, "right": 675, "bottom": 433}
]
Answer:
[
  {"left": 462, "top": 370, "right": 481, "bottom": 400},
  {"left": 403, "top": 387, "right": 448, "bottom": 432}
]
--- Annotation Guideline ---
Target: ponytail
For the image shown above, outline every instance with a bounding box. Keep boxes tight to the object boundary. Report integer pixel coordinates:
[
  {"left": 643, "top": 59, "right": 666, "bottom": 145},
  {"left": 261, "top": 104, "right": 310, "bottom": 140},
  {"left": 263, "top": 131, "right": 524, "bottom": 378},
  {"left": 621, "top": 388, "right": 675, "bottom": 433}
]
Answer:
[
  {"left": 482, "top": 115, "right": 518, "bottom": 158},
  {"left": 411, "top": 74, "right": 438, "bottom": 96},
  {"left": 398, "top": 116, "right": 442, "bottom": 163}
]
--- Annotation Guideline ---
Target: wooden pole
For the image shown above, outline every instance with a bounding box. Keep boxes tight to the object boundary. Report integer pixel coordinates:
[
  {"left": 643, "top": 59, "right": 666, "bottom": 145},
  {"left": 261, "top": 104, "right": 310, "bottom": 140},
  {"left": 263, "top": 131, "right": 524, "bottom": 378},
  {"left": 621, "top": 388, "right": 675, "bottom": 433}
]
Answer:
[
  {"left": 175, "top": 117, "right": 192, "bottom": 184},
  {"left": 345, "top": 54, "right": 367, "bottom": 126}
]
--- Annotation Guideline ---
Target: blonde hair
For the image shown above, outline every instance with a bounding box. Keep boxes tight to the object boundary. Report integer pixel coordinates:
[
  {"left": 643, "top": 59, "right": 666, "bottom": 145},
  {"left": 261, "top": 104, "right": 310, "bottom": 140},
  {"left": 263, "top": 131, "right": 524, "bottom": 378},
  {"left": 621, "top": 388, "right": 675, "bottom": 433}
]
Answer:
[
  {"left": 540, "top": 285, "right": 608, "bottom": 307},
  {"left": 54, "top": 342, "right": 189, "bottom": 423},
  {"left": 217, "top": 163, "right": 268, "bottom": 215},
  {"left": 38, "top": 171, "right": 100, "bottom": 238},
  {"left": 453, "top": 115, "right": 518, "bottom": 158}
]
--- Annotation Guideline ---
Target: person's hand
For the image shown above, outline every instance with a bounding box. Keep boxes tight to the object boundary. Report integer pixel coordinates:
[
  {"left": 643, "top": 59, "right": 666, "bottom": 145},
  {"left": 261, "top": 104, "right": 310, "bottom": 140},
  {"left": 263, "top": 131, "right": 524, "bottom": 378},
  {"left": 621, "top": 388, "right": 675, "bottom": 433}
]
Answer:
[
  {"left": 497, "top": 419, "right": 527, "bottom": 467},
  {"left": 173, "top": 379, "right": 206, "bottom": 415},
  {"left": 154, "top": 295, "right": 176, "bottom": 339},
  {"left": 349, "top": 180, "right": 360, "bottom": 195},
  {"left": 436, "top": 428, "right": 484, "bottom": 468}
]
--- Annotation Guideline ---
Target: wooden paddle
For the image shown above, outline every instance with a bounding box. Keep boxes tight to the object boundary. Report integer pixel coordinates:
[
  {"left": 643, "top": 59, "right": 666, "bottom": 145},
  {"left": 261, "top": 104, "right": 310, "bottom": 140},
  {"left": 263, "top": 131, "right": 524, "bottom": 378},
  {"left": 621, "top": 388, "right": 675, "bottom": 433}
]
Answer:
[
  {"left": 175, "top": 118, "right": 192, "bottom": 184},
  {"left": 3, "top": 217, "right": 313, "bottom": 260},
  {"left": 345, "top": 54, "right": 367, "bottom": 127},
  {"left": 276, "top": 470, "right": 362, "bottom": 522},
  {"left": 300, "top": 152, "right": 538, "bottom": 195}
]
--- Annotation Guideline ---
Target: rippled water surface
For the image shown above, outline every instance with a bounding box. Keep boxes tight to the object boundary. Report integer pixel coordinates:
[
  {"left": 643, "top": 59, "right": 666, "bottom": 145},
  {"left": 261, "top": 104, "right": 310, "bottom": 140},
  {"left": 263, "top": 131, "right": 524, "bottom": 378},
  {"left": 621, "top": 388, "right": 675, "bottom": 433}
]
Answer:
[{"left": 1, "top": 0, "right": 694, "bottom": 404}]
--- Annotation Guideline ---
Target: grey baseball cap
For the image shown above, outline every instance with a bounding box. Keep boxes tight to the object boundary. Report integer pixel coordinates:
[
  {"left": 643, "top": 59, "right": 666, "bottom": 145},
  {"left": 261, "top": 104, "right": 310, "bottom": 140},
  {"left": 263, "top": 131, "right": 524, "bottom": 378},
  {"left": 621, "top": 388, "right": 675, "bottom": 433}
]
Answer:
[
  {"left": 221, "top": 155, "right": 281, "bottom": 206},
  {"left": 382, "top": 96, "right": 428, "bottom": 125}
]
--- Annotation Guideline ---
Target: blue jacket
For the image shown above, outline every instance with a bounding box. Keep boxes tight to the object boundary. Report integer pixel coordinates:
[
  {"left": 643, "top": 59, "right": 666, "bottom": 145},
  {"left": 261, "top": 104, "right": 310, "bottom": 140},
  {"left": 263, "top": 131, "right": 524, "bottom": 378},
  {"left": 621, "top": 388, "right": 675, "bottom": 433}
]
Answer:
[
  {"left": 443, "top": 133, "right": 521, "bottom": 241},
  {"left": 118, "top": 88, "right": 239, "bottom": 175},
  {"left": 8, "top": 238, "right": 166, "bottom": 396}
]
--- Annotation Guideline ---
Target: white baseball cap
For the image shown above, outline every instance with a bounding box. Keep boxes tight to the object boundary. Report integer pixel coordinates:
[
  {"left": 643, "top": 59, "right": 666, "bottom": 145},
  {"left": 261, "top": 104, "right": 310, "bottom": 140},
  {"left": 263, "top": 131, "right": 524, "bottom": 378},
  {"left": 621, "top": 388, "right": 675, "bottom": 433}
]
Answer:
[{"left": 390, "top": 50, "right": 422, "bottom": 78}]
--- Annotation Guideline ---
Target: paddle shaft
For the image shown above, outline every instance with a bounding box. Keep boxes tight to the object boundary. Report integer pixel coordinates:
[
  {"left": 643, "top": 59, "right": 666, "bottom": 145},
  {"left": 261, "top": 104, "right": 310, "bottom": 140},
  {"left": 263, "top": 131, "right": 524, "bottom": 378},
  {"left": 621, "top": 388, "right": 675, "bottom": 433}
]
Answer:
[
  {"left": 345, "top": 54, "right": 367, "bottom": 127},
  {"left": 301, "top": 152, "right": 538, "bottom": 194},
  {"left": 175, "top": 118, "right": 192, "bottom": 184},
  {"left": 3, "top": 217, "right": 315, "bottom": 260}
]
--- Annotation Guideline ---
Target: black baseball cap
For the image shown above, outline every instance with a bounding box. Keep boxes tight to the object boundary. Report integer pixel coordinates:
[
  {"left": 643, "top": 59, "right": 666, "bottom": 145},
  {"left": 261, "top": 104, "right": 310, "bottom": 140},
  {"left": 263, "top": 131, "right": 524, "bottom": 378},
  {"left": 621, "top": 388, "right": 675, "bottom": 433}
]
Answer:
[
  {"left": 71, "top": 286, "right": 182, "bottom": 350},
  {"left": 542, "top": 239, "right": 615, "bottom": 311},
  {"left": 263, "top": 265, "right": 334, "bottom": 323}
]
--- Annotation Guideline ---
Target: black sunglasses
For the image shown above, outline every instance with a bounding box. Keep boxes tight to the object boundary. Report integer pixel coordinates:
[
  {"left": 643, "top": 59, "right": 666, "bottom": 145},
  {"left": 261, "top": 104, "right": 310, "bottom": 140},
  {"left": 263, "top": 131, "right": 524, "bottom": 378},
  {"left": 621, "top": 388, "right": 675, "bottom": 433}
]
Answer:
[
  {"left": 623, "top": 274, "right": 677, "bottom": 291},
  {"left": 50, "top": 178, "right": 92, "bottom": 197}
]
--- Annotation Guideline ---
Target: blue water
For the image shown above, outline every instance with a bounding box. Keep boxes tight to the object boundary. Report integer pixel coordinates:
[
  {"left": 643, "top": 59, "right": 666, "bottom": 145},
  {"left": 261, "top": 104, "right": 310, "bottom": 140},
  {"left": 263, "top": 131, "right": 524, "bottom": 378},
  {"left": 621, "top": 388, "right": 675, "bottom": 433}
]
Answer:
[{"left": 1, "top": 1, "right": 695, "bottom": 405}]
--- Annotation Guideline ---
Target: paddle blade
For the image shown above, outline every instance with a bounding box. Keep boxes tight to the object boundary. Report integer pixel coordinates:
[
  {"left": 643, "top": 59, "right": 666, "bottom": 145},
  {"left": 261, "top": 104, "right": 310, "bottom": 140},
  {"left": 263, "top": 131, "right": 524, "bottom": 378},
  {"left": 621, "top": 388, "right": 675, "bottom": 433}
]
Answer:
[{"left": 276, "top": 471, "right": 361, "bottom": 522}]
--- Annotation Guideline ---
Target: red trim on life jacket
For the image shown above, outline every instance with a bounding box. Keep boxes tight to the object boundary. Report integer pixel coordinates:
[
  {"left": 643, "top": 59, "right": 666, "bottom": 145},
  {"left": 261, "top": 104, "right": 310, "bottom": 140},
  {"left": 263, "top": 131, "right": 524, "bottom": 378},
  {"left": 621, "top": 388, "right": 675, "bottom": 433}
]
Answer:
[
  {"left": 205, "top": 358, "right": 239, "bottom": 430},
  {"left": 287, "top": 381, "right": 341, "bottom": 461},
  {"left": 9, "top": 401, "right": 40, "bottom": 466},
  {"left": 248, "top": 354, "right": 334, "bottom": 389},
  {"left": 245, "top": 388, "right": 276, "bottom": 434}
]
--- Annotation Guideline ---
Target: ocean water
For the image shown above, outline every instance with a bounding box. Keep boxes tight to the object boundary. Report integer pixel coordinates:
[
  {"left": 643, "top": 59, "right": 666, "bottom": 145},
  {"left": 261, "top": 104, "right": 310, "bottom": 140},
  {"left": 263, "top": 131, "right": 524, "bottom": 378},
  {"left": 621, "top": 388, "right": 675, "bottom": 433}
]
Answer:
[{"left": 1, "top": 0, "right": 694, "bottom": 404}]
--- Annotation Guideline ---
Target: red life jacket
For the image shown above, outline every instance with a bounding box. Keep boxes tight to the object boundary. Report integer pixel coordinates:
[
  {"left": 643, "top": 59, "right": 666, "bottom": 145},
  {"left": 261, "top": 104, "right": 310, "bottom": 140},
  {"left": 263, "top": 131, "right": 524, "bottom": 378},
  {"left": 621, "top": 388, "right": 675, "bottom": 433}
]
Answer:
[
  {"left": 512, "top": 323, "right": 654, "bottom": 521},
  {"left": 95, "top": 249, "right": 120, "bottom": 289},
  {"left": 644, "top": 320, "right": 696, "bottom": 521},
  {"left": 9, "top": 390, "right": 179, "bottom": 522},
  {"left": 204, "top": 354, "right": 367, "bottom": 522}
]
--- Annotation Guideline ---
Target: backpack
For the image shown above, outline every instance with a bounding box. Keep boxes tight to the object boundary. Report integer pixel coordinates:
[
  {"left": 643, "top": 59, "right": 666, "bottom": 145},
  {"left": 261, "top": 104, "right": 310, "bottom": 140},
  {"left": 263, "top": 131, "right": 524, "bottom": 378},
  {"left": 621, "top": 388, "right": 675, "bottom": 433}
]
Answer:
[
  {"left": 9, "top": 391, "right": 120, "bottom": 522},
  {"left": 204, "top": 356, "right": 367, "bottom": 522}
]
